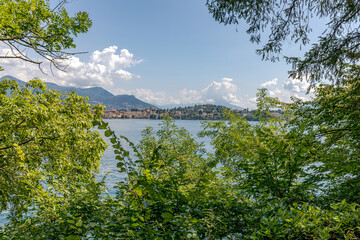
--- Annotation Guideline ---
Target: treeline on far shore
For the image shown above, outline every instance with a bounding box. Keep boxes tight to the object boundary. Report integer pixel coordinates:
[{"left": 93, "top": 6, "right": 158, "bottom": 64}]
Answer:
[{"left": 102, "top": 104, "right": 284, "bottom": 121}]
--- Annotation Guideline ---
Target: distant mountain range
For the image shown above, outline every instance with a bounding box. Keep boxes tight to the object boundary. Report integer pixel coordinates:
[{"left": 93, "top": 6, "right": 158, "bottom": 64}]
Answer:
[{"left": 0, "top": 75, "right": 156, "bottom": 110}]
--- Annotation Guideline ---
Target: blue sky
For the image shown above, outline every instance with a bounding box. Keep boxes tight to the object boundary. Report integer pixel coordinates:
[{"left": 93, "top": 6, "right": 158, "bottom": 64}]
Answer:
[{"left": 0, "top": 0, "right": 315, "bottom": 108}]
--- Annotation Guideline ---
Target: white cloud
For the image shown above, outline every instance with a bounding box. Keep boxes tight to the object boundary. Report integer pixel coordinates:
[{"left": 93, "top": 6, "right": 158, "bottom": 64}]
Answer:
[
  {"left": 223, "top": 93, "right": 242, "bottom": 106},
  {"left": 258, "top": 77, "right": 313, "bottom": 105},
  {"left": 283, "top": 78, "right": 310, "bottom": 93},
  {"left": 0, "top": 43, "right": 313, "bottom": 109},
  {"left": 261, "top": 78, "right": 278, "bottom": 87},
  {"left": 0, "top": 45, "right": 142, "bottom": 87},
  {"left": 261, "top": 77, "right": 313, "bottom": 103},
  {"left": 90, "top": 47, "right": 141, "bottom": 69},
  {"left": 113, "top": 77, "right": 244, "bottom": 107},
  {"left": 0, "top": 47, "right": 41, "bottom": 81},
  {"left": 249, "top": 97, "right": 258, "bottom": 105},
  {"left": 202, "top": 78, "right": 241, "bottom": 106},
  {"left": 221, "top": 77, "right": 234, "bottom": 82}
]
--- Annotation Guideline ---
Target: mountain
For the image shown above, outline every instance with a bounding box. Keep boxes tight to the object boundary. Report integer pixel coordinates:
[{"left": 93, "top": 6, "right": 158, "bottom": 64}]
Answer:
[
  {"left": 0, "top": 75, "right": 26, "bottom": 87},
  {"left": 101, "top": 95, "right": 155, "bottom": 110},
  {"left": 0, "top": 75, "right": 156, "bottom": 110}
]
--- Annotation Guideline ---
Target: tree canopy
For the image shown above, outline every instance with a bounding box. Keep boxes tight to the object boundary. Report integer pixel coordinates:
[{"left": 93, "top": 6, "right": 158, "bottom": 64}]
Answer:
[
  {"left": 1, "top": 0, "right": 360, "bottom": 239},
  {"left": 3, "top": 82, "right": 359, "bottom": 238},
  {"left": 206, "top": 0, "right": 360, "bottom": 86},
  {"left": 0, "top": 0, "right": 92, "bottom": 71},
  {"left": 0, "top": 79, "right": 107, "bottom": 215}
]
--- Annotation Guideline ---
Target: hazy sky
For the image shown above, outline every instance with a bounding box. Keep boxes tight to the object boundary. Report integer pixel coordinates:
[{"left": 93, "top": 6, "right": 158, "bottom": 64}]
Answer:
[{"left": 0, "top": 0, "right": 315, "bottom": 108}]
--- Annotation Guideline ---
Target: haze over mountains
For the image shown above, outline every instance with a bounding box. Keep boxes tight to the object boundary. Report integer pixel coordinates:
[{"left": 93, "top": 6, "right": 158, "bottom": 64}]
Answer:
[
  {"left": 0, "top": 75, "right": 155, "bottom": 110},
  {"left": 1, "top": 75, "right": 244, "bottom": 110}
]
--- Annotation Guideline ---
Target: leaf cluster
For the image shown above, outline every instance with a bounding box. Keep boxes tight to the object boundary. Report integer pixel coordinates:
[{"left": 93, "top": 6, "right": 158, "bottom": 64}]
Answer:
[
  {"left": 206, "top": 0, "right": 360, "bottom": 85},
  {"left": 0, "top": 78, "right": 107, "bottom": 216},
  {"left": 0, "top": 0, "right": 92, "bottom": 71}
]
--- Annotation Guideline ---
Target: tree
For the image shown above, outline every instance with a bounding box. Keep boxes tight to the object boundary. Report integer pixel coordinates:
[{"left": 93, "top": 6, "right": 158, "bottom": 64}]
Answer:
[
  {"left": 199, "top": 85, "right": 360, "bottom": 239},
  {"left": 0, "top": 0, "right": 92, "bottom": 72},
  {"left": 0, "top": 79, "right": 107, "bottom": 215},
  {"left": 203, "top": 1, "right": 360, "bottom": 238},
  {"left": 2, "top": 85, "right": 359, "bottom": 239},
  {"left": 289, "top": 65, "right": 360, "bottom": 204},
  {"left": 1, "top": 0, "right": 359, "bottom": 239},
  {"left": 0, "top": 1, "right": 109, "bottom": 238},
  {"left": 206, "top": 0, "right": 360, "bottom": 86},
  {"left": 80, "top": 120, "right": 254, "bottom": 239}
]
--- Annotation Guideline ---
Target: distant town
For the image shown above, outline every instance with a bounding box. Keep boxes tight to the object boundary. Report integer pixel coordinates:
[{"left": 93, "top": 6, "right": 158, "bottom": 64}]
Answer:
[{"left": 102, "top": 104, "right": 284, "bottom": 121}]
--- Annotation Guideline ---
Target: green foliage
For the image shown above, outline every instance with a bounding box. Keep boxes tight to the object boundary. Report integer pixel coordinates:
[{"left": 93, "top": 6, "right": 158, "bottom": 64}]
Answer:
[
  {"left": 97, "top": 87, "right": 360, "bottom": 239},
  {"left": 289, "top": 65, "right": 360, "bottom": 204},
  {"left": 3, "top": 81, "right": 359, "bottom": 239},
  {"left": 0, "top": 179, "right": 106, "bottom": 240},
  {"left": 198, "top": 82, "right": 360, "bottom": 238},
  {"left": 206, "top": 0, "right": 360, "bottom": 85},
  {"left": 91, "top": 120, "right": 251, "bottom": 239},
  {"left": 0, "top": 0, "right": 92, "bottom": 70},
  {"left": 247, "top": 201, "right": 360, "bottom": 239},
  {"left": 2, "top": 89, "right": 360, "bottom": 239},
  {"left": 203, "top": 2, "right": 360, "bottom": 236},
  {"left": 0, "top": 1, "right": 359, "bottom": 239},
  {"left": 0, "top": 78, "right": 107, "bottom": 216}
]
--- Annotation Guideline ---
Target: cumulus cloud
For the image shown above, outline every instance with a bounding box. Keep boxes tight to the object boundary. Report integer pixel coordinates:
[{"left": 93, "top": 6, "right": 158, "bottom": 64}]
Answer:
[
  {"left": 113, "top": 88, "right": 203, "bottom": 106},
  {"left": 283, "top": 78, "right": 310, "bottom": 93},
  {"left": 0, "top": 45, "right": 142, "bottom": 87},
  {"left": 0, "top": 47, "right": 41, "bottom": 81},
  {"left": 0, "top": 43, "right": 313, "bottom": 109},
  {"left": 113, "top": 77, "right": 244, "bottom": 107},
  {"left": 202, "top": 78, "right": 242, "bottom": 106},
  {"left": 261, "top": 78, "right": 278, "bottom": 87},
  {"left": 262, "top": 77, "right": 313, "bottom": 103}
]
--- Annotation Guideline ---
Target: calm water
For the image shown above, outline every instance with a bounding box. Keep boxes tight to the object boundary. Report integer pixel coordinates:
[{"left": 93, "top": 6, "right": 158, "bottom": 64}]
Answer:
[{"left": 0, "top": 119, "right": 213, "bottom": 225}]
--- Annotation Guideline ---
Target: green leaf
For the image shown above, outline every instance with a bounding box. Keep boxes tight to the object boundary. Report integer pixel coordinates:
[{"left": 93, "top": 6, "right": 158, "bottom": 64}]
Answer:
[
  {"left": 105, "top": 130, "right": 112, "bottom": 137},
  {"left": 133, "top": 186, "right": 143, "bottom": 196},
  {"left": 162, "top": 212, "right": 173, "bottom": 223},
  {"left": 66, "top": 235, "right": 81, "bottom": 240},
  {"left": 75, "top": 220, "right": 83, "bottom": 227}
]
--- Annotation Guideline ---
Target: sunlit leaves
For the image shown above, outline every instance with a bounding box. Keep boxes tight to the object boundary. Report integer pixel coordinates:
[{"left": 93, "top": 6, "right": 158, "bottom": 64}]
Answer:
[
  {"left": 1, "top": 76, "right": 359, "bottom": 238},
  {"left": 0, "top": 78, "right": 107, "bottom": 215}
]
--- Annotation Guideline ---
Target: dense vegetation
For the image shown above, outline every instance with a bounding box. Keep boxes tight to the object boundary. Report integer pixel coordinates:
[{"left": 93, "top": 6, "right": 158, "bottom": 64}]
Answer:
[
  {"left": 0, "top": 0, "right": 359, "bottom": 239},
  {"left": 1, "top": 78, "right": 358, "bottom": 239}
]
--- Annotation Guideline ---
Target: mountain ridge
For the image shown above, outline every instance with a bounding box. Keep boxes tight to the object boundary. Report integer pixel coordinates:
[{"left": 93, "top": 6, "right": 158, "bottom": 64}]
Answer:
[{"left": 0, "top": 75, "right": 156, "bottom": 110}]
